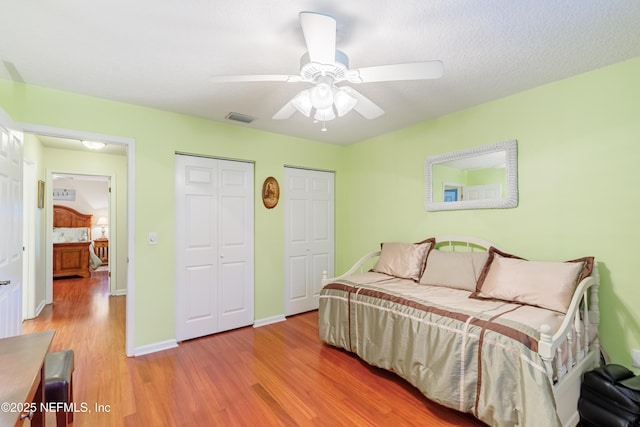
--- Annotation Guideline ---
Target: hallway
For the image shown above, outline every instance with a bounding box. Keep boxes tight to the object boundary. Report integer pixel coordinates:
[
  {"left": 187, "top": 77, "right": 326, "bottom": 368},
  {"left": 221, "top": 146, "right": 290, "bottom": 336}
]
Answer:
[{"left": 23, "top": 271, "right": 129, "bottom": 426}]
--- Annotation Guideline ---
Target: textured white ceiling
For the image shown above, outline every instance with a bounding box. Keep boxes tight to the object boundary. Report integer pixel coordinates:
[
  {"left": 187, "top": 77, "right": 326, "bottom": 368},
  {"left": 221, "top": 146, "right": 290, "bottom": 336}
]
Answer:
[{"left": 2, "top": 0, "right": 640, "bottom": 145}]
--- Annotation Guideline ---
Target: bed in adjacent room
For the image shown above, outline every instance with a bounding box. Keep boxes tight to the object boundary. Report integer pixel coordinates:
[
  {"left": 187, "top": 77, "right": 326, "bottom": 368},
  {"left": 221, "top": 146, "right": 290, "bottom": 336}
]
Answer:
[{"left": 52, "top": 205, "right": 103, "bottom": 278}]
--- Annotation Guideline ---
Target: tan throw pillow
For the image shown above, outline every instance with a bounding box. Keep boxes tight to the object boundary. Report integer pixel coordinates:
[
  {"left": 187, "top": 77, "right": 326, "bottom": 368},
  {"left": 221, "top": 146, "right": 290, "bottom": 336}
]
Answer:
[
  {"left": 374, "top": 239, "right": 435, "bottom": 281},
  {"left": 470, "top": 247, "right": 594, "bottom": 313},
  {"left": 419, "top": 250, "right": 489, "bottom": 291}
]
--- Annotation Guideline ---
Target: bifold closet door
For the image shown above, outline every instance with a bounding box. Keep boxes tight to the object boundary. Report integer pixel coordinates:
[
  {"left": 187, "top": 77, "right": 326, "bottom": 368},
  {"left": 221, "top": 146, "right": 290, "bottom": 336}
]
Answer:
[
  {"left": 284, "top": 167, "right": 334, "bottom": 316},
  {"left": 175, "top": 155, "right": 254, "bottom": 341}
]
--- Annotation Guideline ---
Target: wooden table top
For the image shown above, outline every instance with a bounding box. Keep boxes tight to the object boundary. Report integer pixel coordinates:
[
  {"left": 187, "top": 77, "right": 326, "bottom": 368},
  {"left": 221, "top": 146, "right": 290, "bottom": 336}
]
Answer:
[{"left": 0, "top": 330, "right": 55, "bottom": 426}]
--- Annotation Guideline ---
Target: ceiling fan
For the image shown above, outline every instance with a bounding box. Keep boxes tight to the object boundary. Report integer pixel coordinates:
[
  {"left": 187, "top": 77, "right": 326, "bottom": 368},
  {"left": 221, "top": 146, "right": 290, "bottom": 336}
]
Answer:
[{"left": 212, "top": 12, "right": 443, "bottom": 127}]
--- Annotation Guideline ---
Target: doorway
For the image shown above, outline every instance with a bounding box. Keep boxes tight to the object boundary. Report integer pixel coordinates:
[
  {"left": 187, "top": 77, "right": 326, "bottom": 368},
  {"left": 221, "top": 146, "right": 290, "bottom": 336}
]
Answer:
[
  {"left": 49, "top": 172, "right": 112, "bottom": 292},
  {"left": 22, "top": 123, "right": 135, "bottom": 356}
]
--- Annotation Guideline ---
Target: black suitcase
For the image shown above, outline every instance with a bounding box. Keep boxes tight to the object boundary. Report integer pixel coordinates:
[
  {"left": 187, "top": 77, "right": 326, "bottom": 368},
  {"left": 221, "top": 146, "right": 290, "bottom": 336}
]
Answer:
[{"left": 579, "top": 364, "right": 640, "bottom": 426}]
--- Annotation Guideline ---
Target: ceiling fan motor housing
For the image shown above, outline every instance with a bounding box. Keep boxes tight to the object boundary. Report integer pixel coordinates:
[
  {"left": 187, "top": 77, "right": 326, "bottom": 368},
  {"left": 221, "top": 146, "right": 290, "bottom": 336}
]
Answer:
[{"left": 299, "top": 50, "right": 349, "bottom": 83}]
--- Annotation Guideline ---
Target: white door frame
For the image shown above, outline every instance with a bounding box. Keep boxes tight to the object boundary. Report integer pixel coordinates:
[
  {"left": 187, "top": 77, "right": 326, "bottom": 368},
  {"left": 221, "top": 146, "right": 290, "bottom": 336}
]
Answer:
[
  {"left": 22, "top": 159, "right": 36, "bottom": 319},
  {"left": 21, "top": 122, "right": 136, "bottom": 357},
  {"left": 45, "top": 171, "right": 115, "bottom": 299}
]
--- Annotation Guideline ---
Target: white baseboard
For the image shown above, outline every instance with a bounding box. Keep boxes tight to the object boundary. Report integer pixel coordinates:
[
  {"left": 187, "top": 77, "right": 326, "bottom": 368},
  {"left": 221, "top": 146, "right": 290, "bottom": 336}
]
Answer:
[
  {"left": 132, "top": 315, "right": 287, "bottom": 356},
  {"left": 133, "top": 339, "right": 178, "bottom": 356},
  {"left": 34, "top": 300, "right": 46, "bottom": 318},
  {"left": 253, "top": 314, "right": 286, "bottom": 328}
]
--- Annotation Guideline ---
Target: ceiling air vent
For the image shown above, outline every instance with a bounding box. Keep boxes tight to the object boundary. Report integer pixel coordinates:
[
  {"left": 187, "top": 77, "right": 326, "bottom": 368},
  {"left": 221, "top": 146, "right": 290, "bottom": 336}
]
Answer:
[{"left": 225, "top": 112, "right": 255, "bottom": 124}]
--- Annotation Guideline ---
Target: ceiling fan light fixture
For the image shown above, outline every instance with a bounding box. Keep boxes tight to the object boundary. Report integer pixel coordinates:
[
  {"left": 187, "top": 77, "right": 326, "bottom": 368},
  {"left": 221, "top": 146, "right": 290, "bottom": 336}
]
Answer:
[
  {"left": 314, "top": 107, "right": 335, "bottom": 122},
  {"left": 333, "top": 89, "right": 357, "bottom": 117},
  {"left": 291, "top": 90, "right": 313, "bottom": 117},
  {"left": 310, "top": 82, "right": 334, "bottom": 110}
]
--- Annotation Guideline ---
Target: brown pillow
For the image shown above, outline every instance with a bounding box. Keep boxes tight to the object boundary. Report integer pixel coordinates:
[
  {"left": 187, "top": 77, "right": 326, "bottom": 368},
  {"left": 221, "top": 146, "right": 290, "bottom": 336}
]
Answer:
[
  {"left": 470, "top": 247, "right": 594, "bottom": 313},
  {"left": 374, "top": 238, "right": 435, "bottom": 281},
  {"left": 419, "top": 250, "right": 489, "bottom": 291}
]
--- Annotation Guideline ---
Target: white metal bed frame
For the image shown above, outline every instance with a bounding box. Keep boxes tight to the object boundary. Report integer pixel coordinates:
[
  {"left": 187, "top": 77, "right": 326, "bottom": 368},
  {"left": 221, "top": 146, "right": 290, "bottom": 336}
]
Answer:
[{"left": 321, "top": 235, "right": 600, "bottom": 426}]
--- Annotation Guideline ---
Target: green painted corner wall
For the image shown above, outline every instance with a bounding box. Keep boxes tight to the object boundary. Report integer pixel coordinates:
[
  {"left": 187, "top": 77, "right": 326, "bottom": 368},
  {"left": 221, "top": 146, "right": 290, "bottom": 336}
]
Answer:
[
  {"left": 338, "top": 56, "right": 640, "bottom": 369},
  {"left": 2, "top": 55, "right": 639, "bottom": 368}
]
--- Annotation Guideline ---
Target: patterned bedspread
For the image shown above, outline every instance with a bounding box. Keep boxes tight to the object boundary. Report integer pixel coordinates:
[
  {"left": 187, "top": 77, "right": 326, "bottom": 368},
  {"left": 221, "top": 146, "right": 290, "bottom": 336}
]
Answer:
[{"left": 318, "top": 272, "right": 564, "bottom": 426}]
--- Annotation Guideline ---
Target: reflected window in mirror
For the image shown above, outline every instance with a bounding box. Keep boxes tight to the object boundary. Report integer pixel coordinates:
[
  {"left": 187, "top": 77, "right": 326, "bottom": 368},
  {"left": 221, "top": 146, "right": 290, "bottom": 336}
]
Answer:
[{"left": 425, "top": 139, "right": 517, "bottom": 211}]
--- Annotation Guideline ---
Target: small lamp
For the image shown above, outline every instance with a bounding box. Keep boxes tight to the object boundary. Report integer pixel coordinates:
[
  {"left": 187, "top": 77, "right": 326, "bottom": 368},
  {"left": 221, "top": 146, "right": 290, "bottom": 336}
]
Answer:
[{"left": 97, "top": 217, "right": 108, "bottom": 238}]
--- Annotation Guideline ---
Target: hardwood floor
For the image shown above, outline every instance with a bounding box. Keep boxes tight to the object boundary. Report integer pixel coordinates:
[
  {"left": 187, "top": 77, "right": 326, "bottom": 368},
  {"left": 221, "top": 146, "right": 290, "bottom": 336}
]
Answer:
[{"left": 23, "top": 272, "right": 485, "bottom": 426}]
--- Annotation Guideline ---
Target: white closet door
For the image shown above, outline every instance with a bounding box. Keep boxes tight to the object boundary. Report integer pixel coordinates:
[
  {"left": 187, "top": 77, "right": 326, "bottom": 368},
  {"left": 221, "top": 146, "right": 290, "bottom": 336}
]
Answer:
[
  {"left": 175, "top": 155, "right": 253, "bottom": 341},
  {"left": 217, "top": 160, "right": 254, "bottom": 332},
  {"left": 284, "top": 167, "right": 334, "bottom": 316},
  {"left": 0, "top": 108, "right": 23, "bottom": 339}
]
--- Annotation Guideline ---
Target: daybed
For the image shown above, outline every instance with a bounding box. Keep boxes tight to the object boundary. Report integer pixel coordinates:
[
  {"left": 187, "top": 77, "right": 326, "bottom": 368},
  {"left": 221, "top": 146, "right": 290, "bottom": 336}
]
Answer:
[
  {"left": 53, "top": 205, "right": 103, "bottom": 278},
  {"left": 319, "top": 235, "right": 600, "bottom": 427}
]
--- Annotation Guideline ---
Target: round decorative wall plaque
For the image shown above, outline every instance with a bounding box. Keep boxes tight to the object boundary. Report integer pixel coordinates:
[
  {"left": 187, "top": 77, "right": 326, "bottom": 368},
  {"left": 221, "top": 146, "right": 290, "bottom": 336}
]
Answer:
[{"left": 262, "top": 176, "right": 280, "bottom": 209}]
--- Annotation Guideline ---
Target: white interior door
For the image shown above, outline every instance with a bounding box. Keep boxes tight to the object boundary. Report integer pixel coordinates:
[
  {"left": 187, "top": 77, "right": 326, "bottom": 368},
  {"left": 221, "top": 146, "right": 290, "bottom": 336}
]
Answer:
[
  {"left": 284, "top": 167, "right": 334, "bottom": 316},
  {"left": 217, "top": 160, "right": 254, "bottom": 332},
  {"left": 175, "top": 155, "right": 253, "bottom": 341},
  {"left": 0, "top": 108, "right": 24, "bottom": 338}
]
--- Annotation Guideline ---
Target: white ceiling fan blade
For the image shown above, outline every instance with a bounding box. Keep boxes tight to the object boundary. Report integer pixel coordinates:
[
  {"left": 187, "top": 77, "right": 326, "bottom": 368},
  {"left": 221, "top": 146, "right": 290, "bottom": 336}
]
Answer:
[
  {"left": 211, "top": 74, "right": 302, "bottom": 83},
  {"left": 272, "top": 101, "right": 298, "bottom": 120},
  {"left": 340, "top": 87, "right": 384, "bottom": 119},
  {"left": 299, "top": 12, "right": 336, "bottom": 65},
  {"left": 350, "top": 61, "right": 443, "bottom": 83}
]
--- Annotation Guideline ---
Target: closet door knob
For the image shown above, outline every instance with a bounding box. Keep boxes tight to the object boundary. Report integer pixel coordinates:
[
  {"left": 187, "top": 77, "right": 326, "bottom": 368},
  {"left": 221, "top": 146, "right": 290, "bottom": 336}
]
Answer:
[{"left": 0, "top": 280, "right": 10, "bottom": 286}]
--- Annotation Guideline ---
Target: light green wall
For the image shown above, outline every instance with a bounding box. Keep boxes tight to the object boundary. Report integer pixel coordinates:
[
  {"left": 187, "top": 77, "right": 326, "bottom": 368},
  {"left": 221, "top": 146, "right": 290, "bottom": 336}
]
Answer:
[
  {"left": 467, "top": 168, "right": 505, "bottom": 186},
  {"left": 339, "top": 56, "right": 640, "bottom": 369},
  {"left": 0, "top": 80, "right": 344, "bottom": 348},
  {"left": 2, "top": 56, "right": 639, "bottom": 368}
]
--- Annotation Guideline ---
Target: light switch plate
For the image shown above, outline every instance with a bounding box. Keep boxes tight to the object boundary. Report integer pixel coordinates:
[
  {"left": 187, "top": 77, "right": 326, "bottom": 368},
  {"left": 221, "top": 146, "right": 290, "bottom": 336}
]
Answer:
[{"left": 632, "top": 349, "right": 640, "bottom": 368}]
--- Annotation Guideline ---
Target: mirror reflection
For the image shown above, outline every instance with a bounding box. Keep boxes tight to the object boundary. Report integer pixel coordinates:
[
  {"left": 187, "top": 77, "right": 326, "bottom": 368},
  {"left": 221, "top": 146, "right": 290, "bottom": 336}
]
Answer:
[
  {"left": 425, "top": 140, "right": 517, "bottom": 211},
  {"left": 433, "top": 151, "right": 506, "bottom": 202}
]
